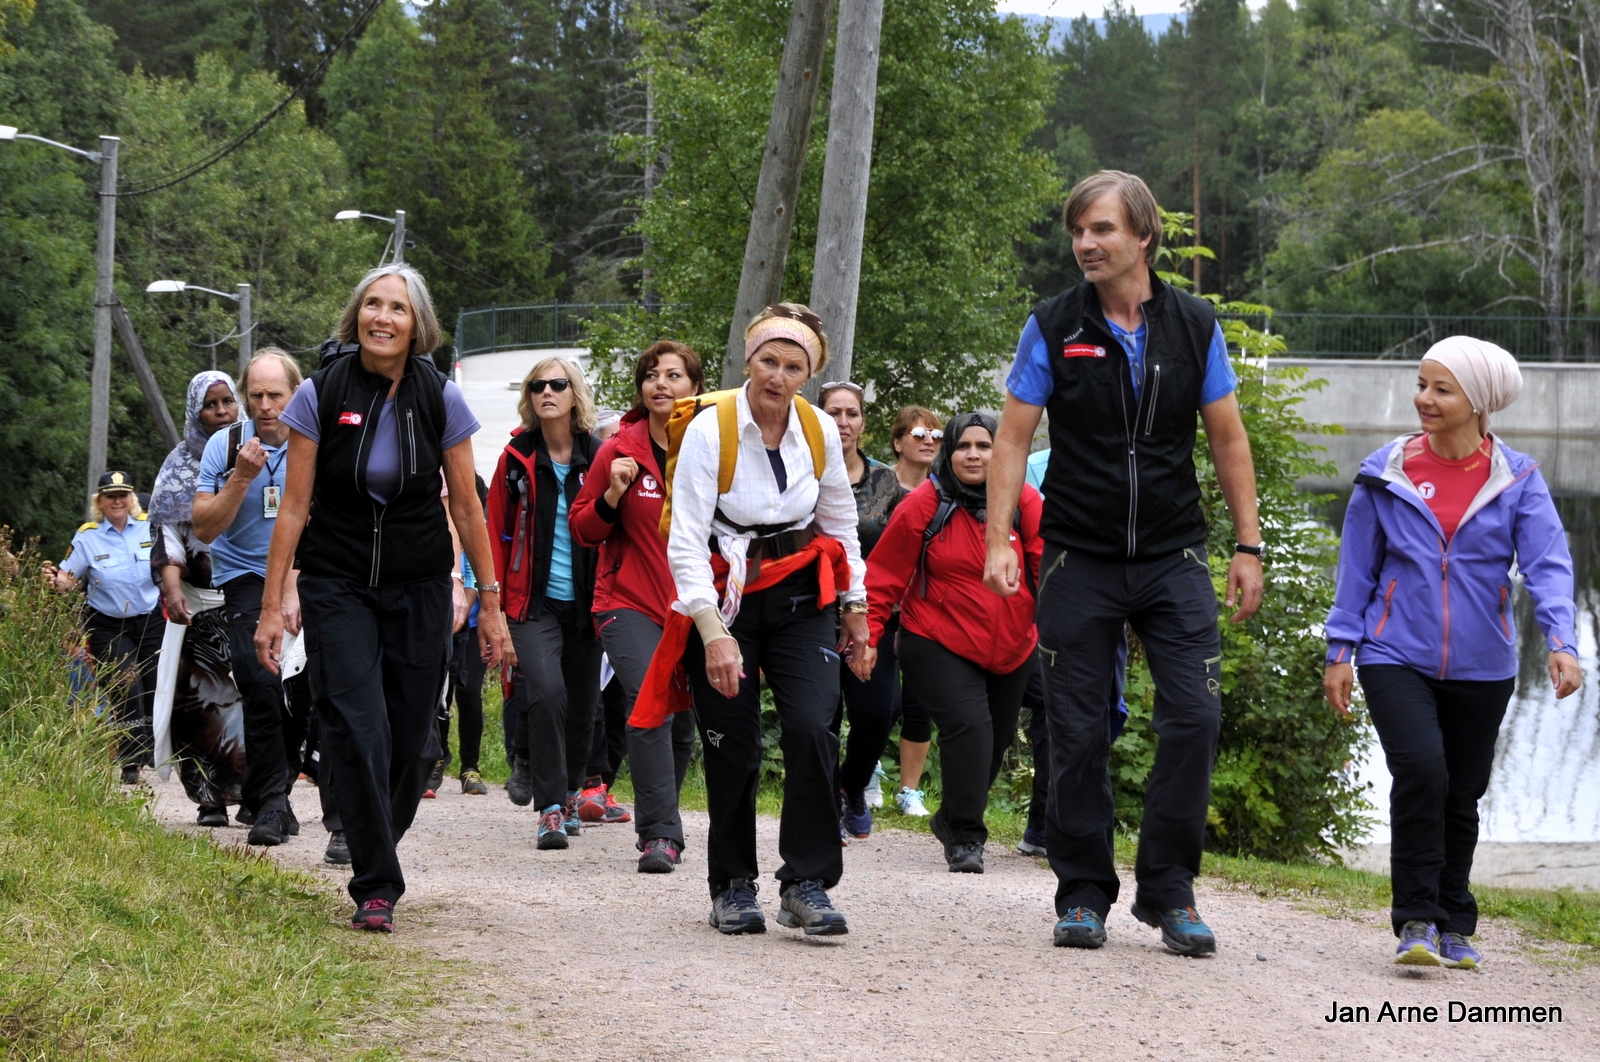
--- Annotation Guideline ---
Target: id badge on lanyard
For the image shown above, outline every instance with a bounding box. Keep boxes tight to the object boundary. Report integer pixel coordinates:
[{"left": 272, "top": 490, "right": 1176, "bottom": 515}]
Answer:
[{"left": 262, "top": 485, "right": 281, "bottom": 518}]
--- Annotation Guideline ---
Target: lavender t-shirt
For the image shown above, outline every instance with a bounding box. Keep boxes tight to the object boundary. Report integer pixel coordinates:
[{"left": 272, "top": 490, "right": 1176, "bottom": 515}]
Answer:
[{"left": 281, "top": 378, "right": 480, "bottom": 504}]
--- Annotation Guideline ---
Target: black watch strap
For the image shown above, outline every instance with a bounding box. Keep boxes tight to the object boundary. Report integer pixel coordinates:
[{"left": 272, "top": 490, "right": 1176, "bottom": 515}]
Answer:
[{"left": 1235, "top": 542, "right": 1264, "bottom": 557}]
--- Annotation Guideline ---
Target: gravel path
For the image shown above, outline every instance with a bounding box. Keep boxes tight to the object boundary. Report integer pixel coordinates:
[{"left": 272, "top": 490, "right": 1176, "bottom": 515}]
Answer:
[{"left": 149, "top": 773, "right": 1597, "bottom": 1061}]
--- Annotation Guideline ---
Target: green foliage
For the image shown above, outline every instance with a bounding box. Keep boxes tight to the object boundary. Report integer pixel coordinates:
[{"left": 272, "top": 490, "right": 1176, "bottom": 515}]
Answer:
[
  {"left": 84, "top": 0, "right": 250, "bottom": 77},
  {"left": 0, "top": 0, "right": 33, "bottom": 56},
  {"left": 593, "top": 0, "right": 1058, "bottom": 424}
]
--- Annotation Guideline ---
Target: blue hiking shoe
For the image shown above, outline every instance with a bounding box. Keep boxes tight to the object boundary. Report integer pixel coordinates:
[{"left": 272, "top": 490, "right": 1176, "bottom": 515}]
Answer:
[
  {"left": 1439, "top": 932, "right": 1481, "bottom": 970},
  {"left": 840, "top": 788, "right": 872, "bottom": 838},
  {"left": 1053, "top": 907, "right": 1107, "bottom": 949},
  {"left": 1131, "top": 902, "right": 1217, "bottom": 957},
  {"left": 1394, "top": 920, "right": 1443, "bottom": 966},
  {"left": 1016, "top": 826, "right": 1047, "bottom": 856},
  {"left": 563, "top": 791, "right": 582, "bottom": 836}
]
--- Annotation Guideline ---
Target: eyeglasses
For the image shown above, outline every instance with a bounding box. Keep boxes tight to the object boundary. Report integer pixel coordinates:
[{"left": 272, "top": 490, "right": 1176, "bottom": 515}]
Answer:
[
  {"left": 819, "top": 380, "right": 864, "bottom": 395},
  {"left": 526, "top": 378, "right": 571, "bottom": 394},
  {"left": 908, "top": 426, "right": 944, "bottom": 441},
  {"left": 764, "top": 304, "right": 824, "bottom": 334}
]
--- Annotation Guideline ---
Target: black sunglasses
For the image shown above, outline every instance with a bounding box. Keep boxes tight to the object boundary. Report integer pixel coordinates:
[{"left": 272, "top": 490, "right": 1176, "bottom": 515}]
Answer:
[{"left": 526, "top": 378, "right": 571, "bottom": 394}]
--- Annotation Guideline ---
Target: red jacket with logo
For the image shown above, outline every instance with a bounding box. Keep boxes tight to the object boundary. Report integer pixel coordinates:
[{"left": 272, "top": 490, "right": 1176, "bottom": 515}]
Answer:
[
  {"left": 568, "top": 411, "right": 676, "bottom": 626},
  {"left": 866, "top": 479, "right": 1043, "bottom": 674}
]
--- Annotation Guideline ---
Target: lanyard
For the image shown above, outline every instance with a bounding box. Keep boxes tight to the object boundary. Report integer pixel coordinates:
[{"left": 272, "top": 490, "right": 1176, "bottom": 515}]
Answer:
[{"left": 262, "top": 446, "right": 286, "bottom": 485}]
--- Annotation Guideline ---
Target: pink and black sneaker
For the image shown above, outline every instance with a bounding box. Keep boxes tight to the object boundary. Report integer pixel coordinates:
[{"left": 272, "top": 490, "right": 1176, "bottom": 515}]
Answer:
[{"left": 350, "top": 898, "right": 394, "bottom": 933}]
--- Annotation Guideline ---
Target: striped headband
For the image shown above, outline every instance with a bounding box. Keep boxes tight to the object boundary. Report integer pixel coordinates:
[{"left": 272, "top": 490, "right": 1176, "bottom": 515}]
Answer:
[{"left": 744, "top": 317, "right": 822, "bottom": 374}]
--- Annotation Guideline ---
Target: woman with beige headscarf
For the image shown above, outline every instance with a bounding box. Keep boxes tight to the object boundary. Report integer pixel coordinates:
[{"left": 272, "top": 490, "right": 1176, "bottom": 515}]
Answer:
[{"left": 1323, "top": 336, "right": 1581, "bottom": 971}]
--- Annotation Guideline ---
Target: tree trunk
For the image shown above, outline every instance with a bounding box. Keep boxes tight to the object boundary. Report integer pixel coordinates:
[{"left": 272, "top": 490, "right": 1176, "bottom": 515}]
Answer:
[
  {"left": 720, "top": 0, "right": 835, "bottom": 387},
  {"left": 805, "top": 0, "right": 884, "bottom": 398}
]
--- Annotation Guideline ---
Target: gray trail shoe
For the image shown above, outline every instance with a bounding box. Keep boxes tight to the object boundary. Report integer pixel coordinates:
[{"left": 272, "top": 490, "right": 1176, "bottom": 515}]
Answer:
[
  {"left": 709, "top": 879, "right": 766, "bottom": 934},
  {"left": 506, "top": 757, "right": 534, "bottom": 806},
  {"left": 324, "top": 830, "right": 352, "bottom": 865},
  {"left": 777, "top": 879, "right": 849, "bottom": 936}
]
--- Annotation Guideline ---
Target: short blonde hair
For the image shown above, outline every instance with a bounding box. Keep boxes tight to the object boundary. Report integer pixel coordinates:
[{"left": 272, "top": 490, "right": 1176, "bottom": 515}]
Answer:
[
  {"left": 517, "top": 355, "right": 597, "bottom": 435},
  {"left": 891, "top": 405, "right": 941, "bottom": 454},
  {"left": 239, "top": 347, "right": 303, "bottom": 417},
  {"left": 335, "top": 264, "right": 443, "bottom": 357},
  {"left": 744, "top": 303, "right": 829, "bottom": 377},
  {"left": 1063, "top": 170, "right": 1163, "bottom": 264},
  {"left": 91, "top": 493, "right": 143, "bottom": 522}
]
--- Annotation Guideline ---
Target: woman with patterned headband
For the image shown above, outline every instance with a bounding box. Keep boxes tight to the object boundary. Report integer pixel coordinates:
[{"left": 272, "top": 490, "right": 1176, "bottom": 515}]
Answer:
[{"left": 634, "top": 303, "right": 868, "bottom": 938}]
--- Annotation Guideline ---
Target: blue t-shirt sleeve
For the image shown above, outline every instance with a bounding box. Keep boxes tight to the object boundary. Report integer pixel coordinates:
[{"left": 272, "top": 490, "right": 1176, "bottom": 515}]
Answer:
[
  {"left": 1004, "top": 315, "right": 1053, "bottom": 407},
  {"left": 280, "top": 380, "right": 320, "bottom": 443},
  {"left": 1199, "top": 322, "right": 1238, "bottom": 406},
  {"left": 198, "top": 426, "right": 230, "bottom": 494},
  {"left": 440, "top": 380, "right": 481, "bottom": 450}
]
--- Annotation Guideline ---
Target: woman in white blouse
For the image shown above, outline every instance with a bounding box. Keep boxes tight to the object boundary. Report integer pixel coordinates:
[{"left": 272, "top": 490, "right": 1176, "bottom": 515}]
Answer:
[{"left": 662, "top": 304, "right": 868, "bottom": 938}]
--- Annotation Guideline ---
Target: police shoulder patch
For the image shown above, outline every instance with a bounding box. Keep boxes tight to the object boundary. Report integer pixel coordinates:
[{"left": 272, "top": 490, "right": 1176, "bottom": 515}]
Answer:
[
  {"left": 77, "top": 521, "right": 98, "bottom": 533},
  {"left": 135, "top": 512, "right": 149, "bottom": 521}
]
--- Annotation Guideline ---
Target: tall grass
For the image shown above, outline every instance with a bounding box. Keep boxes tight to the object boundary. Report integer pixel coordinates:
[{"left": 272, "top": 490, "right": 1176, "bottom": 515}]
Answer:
[{"left": 0, "top": 540, "right": 406, "bottom": 1061}]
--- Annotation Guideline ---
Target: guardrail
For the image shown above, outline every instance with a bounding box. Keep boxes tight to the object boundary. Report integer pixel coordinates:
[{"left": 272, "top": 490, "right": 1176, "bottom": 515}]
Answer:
[{"left": 454, "top": 302, "right": 682, "bottom": 357}]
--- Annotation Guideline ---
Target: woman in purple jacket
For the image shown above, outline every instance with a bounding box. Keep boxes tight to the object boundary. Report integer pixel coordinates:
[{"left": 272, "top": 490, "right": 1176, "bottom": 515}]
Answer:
[{"left": 1324, "top": 336, "right": 1582, "bottom": 970}]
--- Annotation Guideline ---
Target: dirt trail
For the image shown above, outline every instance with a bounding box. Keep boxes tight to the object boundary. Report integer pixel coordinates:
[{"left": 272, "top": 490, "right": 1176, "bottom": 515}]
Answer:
[{"left": 150, "top": 774, "right": 1596, "bottom": 1061}]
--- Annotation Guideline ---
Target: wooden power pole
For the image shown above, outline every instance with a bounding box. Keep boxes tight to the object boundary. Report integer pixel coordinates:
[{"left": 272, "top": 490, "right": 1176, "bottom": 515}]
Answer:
[
  {"left": 720, "top": 0, "right": 834, "bottom": 387},
  {"left": 805, "top": 0, "right": 883, "bottom": 398}
]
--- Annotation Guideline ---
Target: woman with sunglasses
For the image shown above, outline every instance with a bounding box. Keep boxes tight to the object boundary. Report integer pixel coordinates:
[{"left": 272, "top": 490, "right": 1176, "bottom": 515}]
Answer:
[
  {"left": 571, "top": 341, "right": 706, "bottom": 872},
  {"left": 820, "top": 380, "right": 904, "bottom": 839},
  {"left": 860, "top": 412, "right": 1043, "bottom": 873},
  {"left": 485, "top": 355, "right": 604, "bottom": 850},
  {"left": 887, "top": 405, "right": 943, "bottom": 815}
]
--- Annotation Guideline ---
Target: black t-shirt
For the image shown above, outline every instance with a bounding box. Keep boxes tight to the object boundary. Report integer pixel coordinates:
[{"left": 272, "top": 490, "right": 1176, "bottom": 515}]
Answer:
[{"left": 851, "top": 457, "right": 905, "bottom": 559}]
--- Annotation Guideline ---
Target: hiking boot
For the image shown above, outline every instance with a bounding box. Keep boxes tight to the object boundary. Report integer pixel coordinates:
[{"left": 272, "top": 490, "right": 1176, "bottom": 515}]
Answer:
[
  {"left": 1131, "top": 902, "right": 1217, "bottom": 957},
  {"left": 1393, "top": 920, "right": 1442, "bottom": 966},
  {"left": 840, "top": 789, "right": 871, "bottom": 838},
  {"left": 577, "top": 777, "right": 608, "bottom": 822},
  {"left": 234, "top": 805, "right": 256, "bottom": 826},
  {"left": 120, "top": 764, "right": 141, "bottom": 786},
  {"left": 1440, "top": 932, "right": 1481, "bottom": 970},
  {"left": 601, "top": 790, "right": 632, "bottom": 823},
  {"left": 536, "top": 804, "right": 569, "bottom": 850},
  {"left": 283, "top": 804, "right": 300, "bottom": 836},
  {"left": 460, "top": 769, "right": 488, "bottom": 796},
  {"left": 709, "top": 879, "right": 766, "bottom": 934},
  {"left": 196, "top": 805, "right": 228, "bottom": 828},
  {"left": 1016, "top": 826, "right": 1047, "bottom": 856},
  {"left": 426, "top": 759, "right": 445, "bottom": 795},
  {"left": 894, "top": 787, "right": 929, "bottom": 817},
  {"left": 863, "top": 763, "right": 885, "bottom": 809},
  {"left": 946, "top": 841, "right": 985, "bottom": 874},
  {"left": 324, "top": 830, "right": 352, "bottom": 865},
  {"left": 506, "top": 757, "right": 534, "bottom": 806},
  {"left": 563, "top": 792, "right": 582, "bottom": 836},
  {"left": 1053, "top": 907, "right": 1107, "bottom": 949},
  {"left": 350, "top": 898, "right": 394, "bottom": 933},
  {"left": 777, "top": 879, "right": 849, "bottom": 936},
  {"left": 637, "top": 837, "right": 683, "bottom": 874},
  {"left": 247, "top": 809, "right": 290, "bottom": 847}
]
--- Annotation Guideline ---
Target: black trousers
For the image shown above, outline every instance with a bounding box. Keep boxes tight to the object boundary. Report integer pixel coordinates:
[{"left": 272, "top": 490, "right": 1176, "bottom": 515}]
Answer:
[
  {"left": 1038, "top": 545, "right": 1221, "bottom": 918},
  {"left": 1359, "top": 664, "right": 1514, "bottom": 936},
  {"left": 222, "top": 576, "right": 310, "bottom": 815},
  {"left": 508, "top": 597, "right": 602, "bottom": 811},
  {"left": 442, "top": 625, "right": 487, "bottom": 772},
  {"left": 901, "top": 632, "right": 1034, "bottom": 845},
  {"left": 301, "top": 574, "right": 450, "bottom": 905},
  {"left": 601, "top": 608, "right": 697, "bottom": 845},
  {"left": 288, "top": 671, "right": 342, "bottom": 833},
  {"left": 84, "top": 606, "right": 164, "bottom": 766},
  {"left": 586, "top": 667, "right": 630, "bottom": 785},
  {"left": 1024, "top": 633, "right": 1131, "bottom": 835},
  {"left": 832, "top": 612, "right": 900, "bottom": 797},
  {"left": 686, "top": 566, "right": 842, "bottom": 898}
]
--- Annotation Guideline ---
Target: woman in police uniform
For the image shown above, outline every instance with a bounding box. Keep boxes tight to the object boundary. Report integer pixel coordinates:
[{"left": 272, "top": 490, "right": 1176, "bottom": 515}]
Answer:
[{"left": 42, "top": 471, "right": 164, "bottom": 783}]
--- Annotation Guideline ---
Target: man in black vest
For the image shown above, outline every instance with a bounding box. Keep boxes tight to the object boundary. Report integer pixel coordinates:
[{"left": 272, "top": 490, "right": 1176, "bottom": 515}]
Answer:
[{"left": 985, "top": 171, "right": 1263, "bottom": 956}]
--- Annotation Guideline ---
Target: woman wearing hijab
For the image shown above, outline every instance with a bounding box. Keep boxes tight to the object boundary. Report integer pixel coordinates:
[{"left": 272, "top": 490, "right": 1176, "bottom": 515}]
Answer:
[
  {"left": 859, "top": 412, "right": 1044, "bottom": 874},
  {"left": 1325, "top": 336, "right": 1581, "bottom": 970},
  {"left": 148, "top": 371, "right": 248, "bottom": 824}
]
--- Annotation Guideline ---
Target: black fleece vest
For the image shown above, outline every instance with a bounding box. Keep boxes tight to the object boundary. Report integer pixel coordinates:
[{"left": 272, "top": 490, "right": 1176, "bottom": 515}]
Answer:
[
  {"left": 295, "top": 353, "right": 453, "bottom": 585},
  {"left": 499, "top": 428, "right": 600, "bottom": 622},
  {"left": 1031, "top": 271, "right": 1215, "bottom": 560}
]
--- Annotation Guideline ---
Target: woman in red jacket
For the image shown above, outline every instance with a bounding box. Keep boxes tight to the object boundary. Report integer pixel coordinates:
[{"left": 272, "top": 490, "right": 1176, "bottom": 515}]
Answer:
[
  {"left": 860, "top": 412, "right": 1043, "bottom": 874},
  {"left": 570, "top": 341, "right": 705, "bottom": 873}
]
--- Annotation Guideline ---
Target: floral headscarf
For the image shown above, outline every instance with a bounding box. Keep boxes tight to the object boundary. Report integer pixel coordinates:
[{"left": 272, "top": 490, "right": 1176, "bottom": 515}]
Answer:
[{"left": 149, "top": 371, "right": 238, "bottom": 527}]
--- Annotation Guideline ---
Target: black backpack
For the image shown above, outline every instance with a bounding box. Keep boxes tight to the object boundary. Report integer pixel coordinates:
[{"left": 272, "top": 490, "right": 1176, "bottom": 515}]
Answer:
[{"left": 915, "top": 481, "right": 1032, "bottom": 598}]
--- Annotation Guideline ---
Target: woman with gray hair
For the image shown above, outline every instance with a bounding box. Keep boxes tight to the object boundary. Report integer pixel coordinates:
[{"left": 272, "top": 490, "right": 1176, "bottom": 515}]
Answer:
[
  {"left": 485, "top": 354, "right": 605, "bottom": 850},
  {"left": 253, "top": 264, "right": 513, "bottom": 933}
]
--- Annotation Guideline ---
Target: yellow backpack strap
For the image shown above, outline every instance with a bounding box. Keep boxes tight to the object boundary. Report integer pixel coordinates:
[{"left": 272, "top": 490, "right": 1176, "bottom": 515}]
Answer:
[
  {"left": 793, "top": 397, "right": 826, "bottom": 480},
  {"left": 715, "top": 393, "right": 740, "bottom": 494}
]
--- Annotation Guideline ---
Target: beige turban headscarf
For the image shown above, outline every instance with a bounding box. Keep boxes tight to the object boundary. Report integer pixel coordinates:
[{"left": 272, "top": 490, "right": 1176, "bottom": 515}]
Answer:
[{"left": 1420, "top": 336, "right": 1523, "bottom": 436}]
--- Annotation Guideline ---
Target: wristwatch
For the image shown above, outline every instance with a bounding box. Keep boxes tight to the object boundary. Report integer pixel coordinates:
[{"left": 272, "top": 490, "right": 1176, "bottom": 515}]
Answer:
[
  {"left": 1234, "top": 542, "right": 1266, "bottom": 558},
  {"left": 478, "top": 581, "right": 502, "bottom": 595},
  {"left": 841, "top": 601, "right": 869, "bottom": 614}
]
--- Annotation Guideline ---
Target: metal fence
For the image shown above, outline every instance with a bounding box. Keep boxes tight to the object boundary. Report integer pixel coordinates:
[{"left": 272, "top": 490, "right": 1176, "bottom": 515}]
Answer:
[
  {"left": 1226, "top": 312, "right": 1600, "bottom": 362},
  {"left": 454, "top": 303, "right": 682, "bottom": 357}
]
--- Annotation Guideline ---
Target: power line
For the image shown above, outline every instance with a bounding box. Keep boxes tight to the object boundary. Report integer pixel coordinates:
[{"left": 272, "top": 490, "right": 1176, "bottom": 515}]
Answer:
[{"left": 115, "top": 0, "right": 388, "bottom": 198}]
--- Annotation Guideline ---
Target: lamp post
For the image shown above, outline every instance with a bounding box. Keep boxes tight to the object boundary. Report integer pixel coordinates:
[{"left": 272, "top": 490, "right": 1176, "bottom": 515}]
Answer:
[
  {"left": 335, "top": 208, "right": 406, "bottom": 265},
  {"left": 1, "top": 125, "right": 121, "bottom": 515},
  {"left": 146, "top": 280, "right": 254, "bottom": 374}
]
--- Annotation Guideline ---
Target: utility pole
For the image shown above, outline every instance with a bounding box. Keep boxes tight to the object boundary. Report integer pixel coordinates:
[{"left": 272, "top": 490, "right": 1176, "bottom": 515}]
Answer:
[
  {"left": 721, "top": 0, "right": 834, "bottom": 387},
  {"left": 392, "top": 209, "right": 406, "bottom": 265},
  {"left": 805, "top": 0, "right": 883, "bottom": 399},
  {"left": 237, "top": 283, "right": 253, "bottom": 374},
  {"left": 87, "top": 135, "right": 119, "bottom": 516}
]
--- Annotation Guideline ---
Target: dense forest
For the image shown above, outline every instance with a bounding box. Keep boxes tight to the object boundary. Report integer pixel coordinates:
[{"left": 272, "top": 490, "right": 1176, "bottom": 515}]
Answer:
[{"left": 3, "top": 0, "right": 1598, "bottom": 550}]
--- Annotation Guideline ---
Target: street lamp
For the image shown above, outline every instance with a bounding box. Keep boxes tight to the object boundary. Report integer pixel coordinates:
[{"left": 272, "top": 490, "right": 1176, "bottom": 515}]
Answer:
[
  {"left": 146, "top": 280, "right": 254, "bottom": 373},
  {"left": 1, "top": 124, "right": 121, "bottom": 515},
  {"left": 335, "top": 208, "right": 406, "bottom": 265}
]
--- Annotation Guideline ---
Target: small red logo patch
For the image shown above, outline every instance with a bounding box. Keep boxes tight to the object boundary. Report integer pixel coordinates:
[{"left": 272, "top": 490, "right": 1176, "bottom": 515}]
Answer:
[
  {"left": 1063, "top": 343, "right": 1107, "bottom": 358},
  {"left": 338, "top": 412, "right": 363, "bottom": 426}
]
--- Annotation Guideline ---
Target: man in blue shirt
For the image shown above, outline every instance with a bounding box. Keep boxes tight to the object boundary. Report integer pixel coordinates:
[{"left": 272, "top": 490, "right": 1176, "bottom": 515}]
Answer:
[
  {"left": 194, "top": 351, "right": 309, "bottom": 847},
  {"left": 985, "top": 171, "right": 1264, "bottom": 958}
]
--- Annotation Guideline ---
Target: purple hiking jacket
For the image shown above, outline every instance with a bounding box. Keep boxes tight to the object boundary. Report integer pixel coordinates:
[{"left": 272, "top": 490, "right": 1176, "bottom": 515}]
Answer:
[{"left": 1326, "top": 433, "right": 1577, "bottom": 681}]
